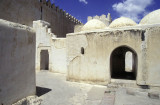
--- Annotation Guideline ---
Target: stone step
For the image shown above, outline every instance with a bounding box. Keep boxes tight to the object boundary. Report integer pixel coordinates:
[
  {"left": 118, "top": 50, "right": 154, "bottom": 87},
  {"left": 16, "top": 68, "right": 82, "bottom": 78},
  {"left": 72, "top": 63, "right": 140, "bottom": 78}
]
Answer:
[
  {"left": 107, "top": 83, "right": 140, "bottom": 88},
  {"left": 107, "top": 79, "right": 141, "bottom": 89}
]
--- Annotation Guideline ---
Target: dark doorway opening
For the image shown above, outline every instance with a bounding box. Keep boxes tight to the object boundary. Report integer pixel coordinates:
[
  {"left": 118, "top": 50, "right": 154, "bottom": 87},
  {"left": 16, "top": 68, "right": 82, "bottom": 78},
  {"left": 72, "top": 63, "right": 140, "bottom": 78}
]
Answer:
[
  {"left": 110, "top": 46, "right": 137, "bottom": 80},
  {"left": 40, "top": 50, "right": 49, "bottom": 70}
]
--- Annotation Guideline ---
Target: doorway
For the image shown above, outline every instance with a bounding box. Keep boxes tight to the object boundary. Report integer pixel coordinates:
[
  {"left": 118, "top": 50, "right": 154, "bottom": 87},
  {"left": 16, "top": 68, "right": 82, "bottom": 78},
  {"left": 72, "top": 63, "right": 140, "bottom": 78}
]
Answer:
[
  {"left": 40, "top": 50, "right": 49, "bottom": 70},
  {"left": 110, "top": 46, "right": 137, "bottom": 80}
]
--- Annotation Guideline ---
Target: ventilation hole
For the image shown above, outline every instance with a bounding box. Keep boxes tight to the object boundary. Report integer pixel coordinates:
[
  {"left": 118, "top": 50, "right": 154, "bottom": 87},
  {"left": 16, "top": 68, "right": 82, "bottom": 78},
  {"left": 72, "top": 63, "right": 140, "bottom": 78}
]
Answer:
[{"left": 81, "top": 47, "right": 84, "bottom": 55}]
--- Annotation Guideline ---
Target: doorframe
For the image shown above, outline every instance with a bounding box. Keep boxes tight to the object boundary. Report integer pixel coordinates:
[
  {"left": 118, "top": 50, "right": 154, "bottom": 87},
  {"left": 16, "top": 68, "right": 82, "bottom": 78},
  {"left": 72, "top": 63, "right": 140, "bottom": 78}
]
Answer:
[{"left": 37, "top": 46, "right": 52, "bottom": 71}]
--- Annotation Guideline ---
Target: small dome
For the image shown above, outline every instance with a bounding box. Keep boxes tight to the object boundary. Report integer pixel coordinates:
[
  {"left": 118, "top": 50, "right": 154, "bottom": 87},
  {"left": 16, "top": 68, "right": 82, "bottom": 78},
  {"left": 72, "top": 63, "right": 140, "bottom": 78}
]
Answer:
[
  {"left": 81, "top": 19, "right": 107, "bottom": 31},
  {"left": 109, "top": 17, "right": 137, "bottom": 28},
  {"left": 140, "top": 9, "right": 160, "bottom": 25}
]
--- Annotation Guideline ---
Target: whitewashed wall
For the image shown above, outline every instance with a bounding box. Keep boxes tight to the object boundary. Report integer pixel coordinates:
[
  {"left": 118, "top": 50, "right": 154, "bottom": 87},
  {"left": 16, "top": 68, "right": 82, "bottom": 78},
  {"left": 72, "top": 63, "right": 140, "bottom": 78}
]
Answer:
[{"left": 0, "top": 19, "right": 36, "bottom": 105}]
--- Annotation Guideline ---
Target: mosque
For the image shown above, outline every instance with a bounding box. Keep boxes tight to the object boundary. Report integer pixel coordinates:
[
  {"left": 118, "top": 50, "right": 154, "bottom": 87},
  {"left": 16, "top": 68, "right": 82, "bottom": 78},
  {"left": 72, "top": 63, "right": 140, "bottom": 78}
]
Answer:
[{"left": 0, "top": 0, "right": 160, "bottom": 104}]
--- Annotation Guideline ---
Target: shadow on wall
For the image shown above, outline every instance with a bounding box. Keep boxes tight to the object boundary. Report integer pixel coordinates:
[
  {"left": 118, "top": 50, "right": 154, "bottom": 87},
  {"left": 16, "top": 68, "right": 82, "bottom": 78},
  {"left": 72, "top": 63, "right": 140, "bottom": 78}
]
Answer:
[{"left": 36, "top": 86, "right": 52, "bottom": 97}]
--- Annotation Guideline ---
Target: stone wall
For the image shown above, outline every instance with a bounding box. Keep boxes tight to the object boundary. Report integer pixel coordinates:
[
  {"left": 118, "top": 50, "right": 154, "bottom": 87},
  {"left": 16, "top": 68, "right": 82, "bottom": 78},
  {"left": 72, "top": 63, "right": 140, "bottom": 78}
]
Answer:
[
  {"left": 0, "top": 0, "right": 81, "bottom": 37},
  {"left": 0, "top": 19, "right": 36, "bottom": 105},
  {"left": 0, "top": 0, "right": 40, "bottom": 27}
]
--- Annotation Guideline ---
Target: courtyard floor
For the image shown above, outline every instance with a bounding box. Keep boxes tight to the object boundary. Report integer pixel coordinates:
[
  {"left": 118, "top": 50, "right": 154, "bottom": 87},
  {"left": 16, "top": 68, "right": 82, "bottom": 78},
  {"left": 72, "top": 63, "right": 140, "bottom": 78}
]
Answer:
[{"left": 36, "top": 70, "right": 160, "bottom": 105}]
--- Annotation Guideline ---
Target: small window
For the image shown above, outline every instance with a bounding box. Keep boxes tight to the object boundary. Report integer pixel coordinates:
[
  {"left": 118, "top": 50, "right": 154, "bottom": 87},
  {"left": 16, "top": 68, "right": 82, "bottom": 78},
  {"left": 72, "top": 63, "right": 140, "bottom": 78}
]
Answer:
[
  {"left": 141, "top": 31, "right": 145, "bottom": 41},
  {"left": 41, "top": 7, "right": 42, "bottom": 12},
  {"left": 81, "top": 47, "right": 84, "bottom": 55}
]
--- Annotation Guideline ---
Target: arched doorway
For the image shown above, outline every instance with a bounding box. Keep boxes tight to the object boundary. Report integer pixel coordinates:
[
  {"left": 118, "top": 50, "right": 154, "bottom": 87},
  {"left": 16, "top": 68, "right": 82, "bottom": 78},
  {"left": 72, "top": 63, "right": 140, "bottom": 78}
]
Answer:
[
  {"left": 110, "top": 46, "right": 137, "bottom": 80},
  {"left": 40, "top": 50, "right": 49, "bottom": 70}
]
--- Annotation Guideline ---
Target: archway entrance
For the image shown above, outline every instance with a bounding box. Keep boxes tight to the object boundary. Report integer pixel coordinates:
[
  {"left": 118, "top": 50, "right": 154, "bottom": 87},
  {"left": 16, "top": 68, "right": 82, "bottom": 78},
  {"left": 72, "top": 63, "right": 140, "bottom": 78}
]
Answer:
[
  {"left": 110, "top": 46, "right": 137, "bottom": 80},
  {"left": 40, "top": 50, "right": 49, "bottom": 70}
]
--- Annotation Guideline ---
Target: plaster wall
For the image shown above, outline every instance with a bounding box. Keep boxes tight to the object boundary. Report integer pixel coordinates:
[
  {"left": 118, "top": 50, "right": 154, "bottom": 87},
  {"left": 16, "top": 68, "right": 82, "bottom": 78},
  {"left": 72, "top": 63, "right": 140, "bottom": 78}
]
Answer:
[
  {"left": 74, "top": 24, "right": 84, "bottom": 33},
  {"left": 51, "top": 38, "right": 67, "bottom": 73},
  {"left": 33, "top": 20, "right": 53, "bottom": 71},
  {"left": 145, "top": 26, "right": 160, "bottom": 86},
  {"left": 34, "top": 20, "right": 67, "bottom": 73},
  {"left": 0, "top": 19, "right": 36, "bottom": 105},
  {"left": 67, "top": 29, "right": 144, "bottom": 85}
]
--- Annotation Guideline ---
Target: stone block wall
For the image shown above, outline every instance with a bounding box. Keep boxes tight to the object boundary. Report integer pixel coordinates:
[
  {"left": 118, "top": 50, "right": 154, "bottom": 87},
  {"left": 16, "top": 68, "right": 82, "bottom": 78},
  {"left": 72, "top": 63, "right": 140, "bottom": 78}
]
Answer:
[
  {"left": 40, "top": 0, "right": 82, "bottom": 37},
  {"left": 0, "top": 0, "right": 81, "bottom": 37},
  {"left": 0, "top": 0, "right": 40, "bottom": 27}
]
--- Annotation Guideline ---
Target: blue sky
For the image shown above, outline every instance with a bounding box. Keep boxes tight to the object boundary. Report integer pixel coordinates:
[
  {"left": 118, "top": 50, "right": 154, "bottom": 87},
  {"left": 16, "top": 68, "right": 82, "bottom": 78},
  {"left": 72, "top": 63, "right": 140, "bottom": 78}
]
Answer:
[{"left": 50, "top": 0, "right": 159, "bottom": 24}]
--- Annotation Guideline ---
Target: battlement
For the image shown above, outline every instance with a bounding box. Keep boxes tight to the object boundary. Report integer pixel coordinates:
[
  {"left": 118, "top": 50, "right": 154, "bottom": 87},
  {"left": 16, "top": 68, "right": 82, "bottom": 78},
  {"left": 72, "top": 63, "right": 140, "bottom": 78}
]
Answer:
[
  {"left": 88, "top": 13, "right": 112, "bottom": 26},
  {"left": 0, "top": 0, "right": 81, "bottom": 37},
  {"left": 40, "top": 0, "right": 82, "bottom": 24}
]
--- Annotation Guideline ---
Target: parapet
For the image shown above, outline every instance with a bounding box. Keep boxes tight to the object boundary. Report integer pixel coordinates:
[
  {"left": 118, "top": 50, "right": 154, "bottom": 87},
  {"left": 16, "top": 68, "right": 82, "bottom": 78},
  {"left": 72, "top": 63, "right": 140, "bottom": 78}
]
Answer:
[
  {"left": 39, "top": 0, "right": 82, "bottom": 25},
  {"left": 87, "top": 13, "right": 112, "bottom": 26},
  {"left": 46, "top": 0, "right": 52, "bottom": 7},
  {"left": 33, "top": 20, "right": 57, "bottom": 38}
]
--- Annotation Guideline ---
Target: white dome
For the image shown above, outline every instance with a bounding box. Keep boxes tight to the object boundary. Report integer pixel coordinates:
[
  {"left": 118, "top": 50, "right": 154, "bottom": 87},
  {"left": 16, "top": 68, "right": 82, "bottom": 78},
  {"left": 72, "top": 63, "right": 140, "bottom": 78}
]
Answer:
[
  {"left": 81, "top": 19, "right": 107, "bottom": 31},
  {"left": 109, "top": 17, "right": 137, "bottom": 28},
  {"left": 140, "top": 9, "right": 160, "bottom": 25}
]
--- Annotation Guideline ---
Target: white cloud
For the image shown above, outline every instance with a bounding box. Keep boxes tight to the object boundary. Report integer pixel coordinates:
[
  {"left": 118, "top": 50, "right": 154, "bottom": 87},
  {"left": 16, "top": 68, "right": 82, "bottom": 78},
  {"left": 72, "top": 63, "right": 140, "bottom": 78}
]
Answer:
[
  {"left": 79, "top": 0, "right": 88, "bottom": 4},
  {"left": 112, "top": 0, "right": 153, "bottom": 22}
]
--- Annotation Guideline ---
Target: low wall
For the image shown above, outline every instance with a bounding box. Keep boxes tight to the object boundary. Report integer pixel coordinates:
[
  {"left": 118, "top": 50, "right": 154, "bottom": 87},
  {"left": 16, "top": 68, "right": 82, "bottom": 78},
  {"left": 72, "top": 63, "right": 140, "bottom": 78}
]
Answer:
[{"left": 0, "top": 19, "right": 36, "bottom": 105}]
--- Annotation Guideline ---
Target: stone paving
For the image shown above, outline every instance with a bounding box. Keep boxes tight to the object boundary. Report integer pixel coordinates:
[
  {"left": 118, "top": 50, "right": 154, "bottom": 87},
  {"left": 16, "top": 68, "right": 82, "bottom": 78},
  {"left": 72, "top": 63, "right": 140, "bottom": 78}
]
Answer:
[
  {"left": 36, "top": 70, "right": 114, "bottom": 105},
  {"left": 114, "top": 88, "right": 160, "bottom": 105},
  {"left": 36, "top": 70, "right": 160, "bottom": 105}
]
